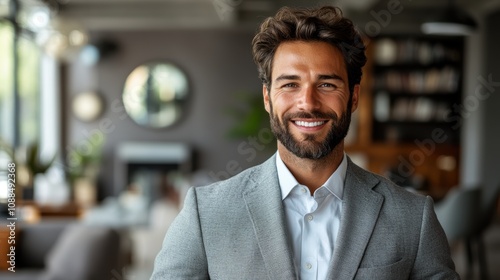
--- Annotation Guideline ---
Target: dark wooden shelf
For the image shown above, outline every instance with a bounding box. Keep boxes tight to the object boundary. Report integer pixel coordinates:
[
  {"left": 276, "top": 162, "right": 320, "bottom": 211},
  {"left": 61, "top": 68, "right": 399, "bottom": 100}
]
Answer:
[{"left": 347, "top": 34, "right": 464, "bottom": 195}]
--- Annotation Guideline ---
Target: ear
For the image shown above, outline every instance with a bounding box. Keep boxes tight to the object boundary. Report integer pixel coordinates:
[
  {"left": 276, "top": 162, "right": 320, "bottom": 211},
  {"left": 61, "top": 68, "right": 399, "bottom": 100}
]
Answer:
[
  {"left": 263, "top": 85, "right": 271, "bottom": 113},
  {"left": 351, "top": 84, "right": 360, "bottom": 113}
]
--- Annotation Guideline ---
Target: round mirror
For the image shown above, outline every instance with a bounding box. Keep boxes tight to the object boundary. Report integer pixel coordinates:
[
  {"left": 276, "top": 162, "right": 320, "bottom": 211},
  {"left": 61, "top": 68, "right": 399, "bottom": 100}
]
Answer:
[{"left": 122, "top": 62, "right": 189, "bottom": 128}]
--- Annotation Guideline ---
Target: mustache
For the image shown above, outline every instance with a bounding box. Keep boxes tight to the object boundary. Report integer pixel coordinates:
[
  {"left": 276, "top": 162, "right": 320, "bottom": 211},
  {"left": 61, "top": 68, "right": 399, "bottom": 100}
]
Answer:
[{"left": 283, "top": 110, "right": 338, "bottom": 121}]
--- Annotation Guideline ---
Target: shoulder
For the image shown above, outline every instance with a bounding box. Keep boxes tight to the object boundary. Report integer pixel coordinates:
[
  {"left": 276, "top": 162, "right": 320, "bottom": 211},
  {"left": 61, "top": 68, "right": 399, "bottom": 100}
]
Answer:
[
  {"left": 347, "top": 158, "right": 428, "bottom": 208},
  {"left": 374, "top": 170, "right": 426, "bottom": 204},
  {"left": 346, "top": 158, "right": 439, "bottom": 237},
  {"left": 192, "top": 155, "right": 277, "bottom": 199}
]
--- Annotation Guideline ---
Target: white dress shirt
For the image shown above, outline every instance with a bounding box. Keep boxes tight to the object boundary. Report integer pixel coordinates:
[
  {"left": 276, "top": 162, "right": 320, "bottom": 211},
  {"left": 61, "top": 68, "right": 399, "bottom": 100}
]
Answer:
[{"left": 276, "top": 152, "right": 347, "bottom": 280}]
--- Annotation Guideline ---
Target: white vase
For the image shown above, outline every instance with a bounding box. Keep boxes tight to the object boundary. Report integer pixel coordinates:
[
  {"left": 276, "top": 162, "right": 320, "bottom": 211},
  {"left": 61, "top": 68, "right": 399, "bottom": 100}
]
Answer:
[
  {"left": 74, "top": 178, "right": 96, "bottom": 208},
  {"left": 33, "top": 173, "right": 70, "bottom": 206}
]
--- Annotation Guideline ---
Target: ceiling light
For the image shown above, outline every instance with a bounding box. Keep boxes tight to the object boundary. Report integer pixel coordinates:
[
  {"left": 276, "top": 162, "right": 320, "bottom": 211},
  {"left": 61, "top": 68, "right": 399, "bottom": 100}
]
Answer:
[{"left": 421, "top": 0, "right": 477, "bottom": 36}]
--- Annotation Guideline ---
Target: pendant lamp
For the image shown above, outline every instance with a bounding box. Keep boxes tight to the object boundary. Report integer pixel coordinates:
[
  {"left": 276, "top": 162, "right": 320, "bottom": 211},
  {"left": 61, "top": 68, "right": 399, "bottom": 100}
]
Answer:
[{"left": 421, "top": 0, "right": 477, "bottom": 36}]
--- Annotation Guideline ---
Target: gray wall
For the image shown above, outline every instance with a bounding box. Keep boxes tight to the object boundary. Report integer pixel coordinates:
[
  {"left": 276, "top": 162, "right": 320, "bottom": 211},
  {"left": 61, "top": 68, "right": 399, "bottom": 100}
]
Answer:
[
  {"left": 482, "top": 11, "right": 500, "bottom": 193},
  {"left": 66, "top": 29, "right": 274, "bottom": 198}
]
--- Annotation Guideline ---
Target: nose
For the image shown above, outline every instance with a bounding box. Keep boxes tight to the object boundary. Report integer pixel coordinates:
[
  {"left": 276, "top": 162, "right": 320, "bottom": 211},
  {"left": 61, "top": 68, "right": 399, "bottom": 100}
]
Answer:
[{"left": 296, "top": 86, "right": 321, "bottom": 111}]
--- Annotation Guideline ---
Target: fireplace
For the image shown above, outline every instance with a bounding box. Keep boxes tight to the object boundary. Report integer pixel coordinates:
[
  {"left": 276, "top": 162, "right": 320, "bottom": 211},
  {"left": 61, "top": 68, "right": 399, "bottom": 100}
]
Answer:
[{"left": 114, "top": 142, "right": 192, "bottom": 203}]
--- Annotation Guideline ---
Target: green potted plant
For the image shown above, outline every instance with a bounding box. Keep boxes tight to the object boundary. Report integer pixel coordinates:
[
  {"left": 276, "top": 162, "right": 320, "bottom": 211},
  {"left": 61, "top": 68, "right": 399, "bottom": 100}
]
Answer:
[
  {"left": 24, "top": 142, "right": 56, "bottom": 200},
  {"left": 0, "top": 139, "right": 56, "bottom": 201},
  {"left": 65, "top": 134, "right": 105, "bottom": 207}
]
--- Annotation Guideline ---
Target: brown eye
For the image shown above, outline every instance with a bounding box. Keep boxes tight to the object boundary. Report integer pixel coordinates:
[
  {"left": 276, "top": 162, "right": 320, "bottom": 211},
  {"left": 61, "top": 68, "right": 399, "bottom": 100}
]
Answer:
[{"left": 319, "top": 83, "right": 337, "bottom": 89}]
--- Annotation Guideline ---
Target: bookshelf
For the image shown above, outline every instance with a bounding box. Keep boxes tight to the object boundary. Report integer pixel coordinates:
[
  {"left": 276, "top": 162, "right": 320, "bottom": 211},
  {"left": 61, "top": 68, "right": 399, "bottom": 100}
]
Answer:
[{"left": 346, "top": 35, "right": 463, "bottom": 199}]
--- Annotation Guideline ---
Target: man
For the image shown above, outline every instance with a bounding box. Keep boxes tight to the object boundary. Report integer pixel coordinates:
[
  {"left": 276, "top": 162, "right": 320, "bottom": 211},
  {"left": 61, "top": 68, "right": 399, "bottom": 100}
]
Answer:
[{"left": 151, "top": 6, "right": 459, "bottom": 280}]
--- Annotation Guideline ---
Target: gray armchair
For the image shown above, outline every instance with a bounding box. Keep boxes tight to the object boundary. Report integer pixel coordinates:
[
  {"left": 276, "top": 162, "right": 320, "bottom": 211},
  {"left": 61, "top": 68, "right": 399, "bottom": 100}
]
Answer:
[
  {"left": 435, "top": 186, "right": 482, "bottom": 279},
  {"left": 0, "top": 220, "right": 123, "bottom": 280}
]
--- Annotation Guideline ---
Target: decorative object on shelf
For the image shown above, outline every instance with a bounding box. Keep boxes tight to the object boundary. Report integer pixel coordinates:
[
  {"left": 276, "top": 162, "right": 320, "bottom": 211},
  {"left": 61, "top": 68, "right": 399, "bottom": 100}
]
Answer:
[
  {"left": 73, "top": 177, "right": 96, "bottom": 208},
  {"left": 33, "top": 165, "right": 70, "bottom": 206},
  {"left": 122, "top": 62, "right": 189, "bottom": 128},
  {"left": 373, "top": 38, "right": 397, "bottom": 65},
  {"left": 71, "top": 91, "right": 105, "bottom": 122}
]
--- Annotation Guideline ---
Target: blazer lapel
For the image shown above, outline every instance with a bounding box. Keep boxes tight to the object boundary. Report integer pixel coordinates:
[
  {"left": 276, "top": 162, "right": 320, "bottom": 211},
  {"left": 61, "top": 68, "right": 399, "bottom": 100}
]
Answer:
[
  {"left": 327, "top": 158, "right": 384, "bottom": 279},
  {"left": 243, "top": 155, "right": 297, "bottom": 280}
]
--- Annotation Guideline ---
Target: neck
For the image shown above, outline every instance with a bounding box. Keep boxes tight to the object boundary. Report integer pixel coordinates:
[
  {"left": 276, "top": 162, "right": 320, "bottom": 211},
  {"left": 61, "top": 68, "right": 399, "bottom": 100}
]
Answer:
[{"left": 278, "top": 142, "right": 345, "bottom": 193}]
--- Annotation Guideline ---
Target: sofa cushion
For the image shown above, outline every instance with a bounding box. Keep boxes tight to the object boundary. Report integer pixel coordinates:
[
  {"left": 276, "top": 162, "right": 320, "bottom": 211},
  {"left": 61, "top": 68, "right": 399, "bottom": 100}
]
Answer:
[
  {"left": 0, "top": 269, "right": 44, "bottom": 280},
  {"left": 17, "top": 221, "right": 71, "bottom": 268},
  {"left": 40, "top": 224, "right": 120, "bottom": 280}
]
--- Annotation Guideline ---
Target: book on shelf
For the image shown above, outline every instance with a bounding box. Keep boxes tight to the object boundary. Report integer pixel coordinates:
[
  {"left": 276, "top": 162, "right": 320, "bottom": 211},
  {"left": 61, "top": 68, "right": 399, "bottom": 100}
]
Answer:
[
  {"left": 375, "top": 67, "right": 459, "bottom": 94},
  {"left": 374, "top": 92, "right": 452, "bottom": 123},
  {"left": 374, "top": 38, "right": 461, "bottom": 66}
]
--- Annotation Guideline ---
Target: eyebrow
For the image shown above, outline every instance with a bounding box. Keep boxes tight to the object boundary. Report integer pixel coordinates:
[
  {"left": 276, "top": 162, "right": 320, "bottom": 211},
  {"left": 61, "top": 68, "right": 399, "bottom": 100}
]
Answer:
[
  {"left": 275, "top": 74, "right": 300, "bottom": 82},
  {"left": 274, "top": 74, "right": 345, "bottom": 83},
  {"left": 318, "top": 74, "right": 345, "bottom": 83}
]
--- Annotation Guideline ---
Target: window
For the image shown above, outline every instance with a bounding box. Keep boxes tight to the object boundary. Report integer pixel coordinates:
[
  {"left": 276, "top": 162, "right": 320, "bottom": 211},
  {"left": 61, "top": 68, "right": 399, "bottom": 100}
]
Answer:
[
  {"left": 0, "top": 21, "right": 41, "bottom": 147},
  {"left": 18, "top": 32, "right": 41, "bottom": 146},
  {"left": 0, "top": 21, "right": 14, "bottom": 202},
  {"left": 0, "top": 20, "right": 43, "bottom": 202},
  {"left": 0, "top": 21, "right": 13, "bottom": 145}
]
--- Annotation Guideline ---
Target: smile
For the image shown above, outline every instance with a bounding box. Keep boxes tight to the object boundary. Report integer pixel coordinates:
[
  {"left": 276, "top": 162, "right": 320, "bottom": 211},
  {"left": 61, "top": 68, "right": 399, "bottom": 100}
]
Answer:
[{"left": 293, "top": 120, "right": 327, "bottom": 128}]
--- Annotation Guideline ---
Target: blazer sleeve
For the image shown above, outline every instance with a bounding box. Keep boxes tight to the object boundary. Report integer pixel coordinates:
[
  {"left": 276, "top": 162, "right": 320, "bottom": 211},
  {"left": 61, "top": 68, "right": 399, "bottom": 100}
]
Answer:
[
  {"left": 410, "top": 196, "right": 460, "bottom": 279},
  {"left": 150, "top": 187, "right": 209, "bottom": 280}
]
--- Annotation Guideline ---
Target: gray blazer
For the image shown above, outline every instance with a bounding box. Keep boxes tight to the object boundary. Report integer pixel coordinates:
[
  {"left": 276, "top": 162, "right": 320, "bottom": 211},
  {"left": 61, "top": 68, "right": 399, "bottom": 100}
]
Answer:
[{"left": 151, "top": 155, "right": 459, "bottom": 279}]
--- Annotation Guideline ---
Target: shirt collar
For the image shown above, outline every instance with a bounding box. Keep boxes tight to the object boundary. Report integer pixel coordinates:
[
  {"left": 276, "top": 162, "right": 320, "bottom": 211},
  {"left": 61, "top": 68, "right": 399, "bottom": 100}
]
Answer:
[{"left": 276, "top": 151, "right": 347, "bottom": 201}]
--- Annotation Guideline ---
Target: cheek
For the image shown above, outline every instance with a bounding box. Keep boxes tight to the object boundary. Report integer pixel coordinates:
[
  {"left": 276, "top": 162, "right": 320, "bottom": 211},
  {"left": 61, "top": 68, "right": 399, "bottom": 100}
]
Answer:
[
  {"left": 318, "top": 96, "right": 347, "bottom": 114},
  {"left": 332, "top": 103, "right": 347, "bottom": 114},
  {"left": 271, "top": 95, "right": 292, "bottom": 114},
  {"left": 274, "top": 100, "right": 288, "bottom": 113}
]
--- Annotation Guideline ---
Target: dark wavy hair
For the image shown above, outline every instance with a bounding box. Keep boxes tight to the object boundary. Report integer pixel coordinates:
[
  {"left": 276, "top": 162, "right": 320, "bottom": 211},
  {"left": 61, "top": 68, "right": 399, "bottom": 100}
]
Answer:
[{"left": 252, "top": 6, "right": 367, "bottom": 94}]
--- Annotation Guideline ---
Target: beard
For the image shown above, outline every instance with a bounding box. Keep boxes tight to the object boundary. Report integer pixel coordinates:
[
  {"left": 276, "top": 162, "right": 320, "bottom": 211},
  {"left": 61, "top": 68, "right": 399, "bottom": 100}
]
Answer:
[{"left": 269, "top": 100, "right": 352, "bottom": 160}]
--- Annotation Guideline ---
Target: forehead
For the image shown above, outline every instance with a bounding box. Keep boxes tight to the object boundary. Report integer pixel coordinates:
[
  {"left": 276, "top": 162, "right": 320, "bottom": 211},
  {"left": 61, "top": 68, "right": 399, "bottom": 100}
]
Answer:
[{"left": 271, "top": 41, "right": 347, "bottom": 79}]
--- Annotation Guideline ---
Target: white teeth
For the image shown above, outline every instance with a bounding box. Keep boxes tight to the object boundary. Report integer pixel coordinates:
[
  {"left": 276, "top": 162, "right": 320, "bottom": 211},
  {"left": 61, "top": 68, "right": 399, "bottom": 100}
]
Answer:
[{"left": 295, "top": 121, "right": 325, "bottom": 127}]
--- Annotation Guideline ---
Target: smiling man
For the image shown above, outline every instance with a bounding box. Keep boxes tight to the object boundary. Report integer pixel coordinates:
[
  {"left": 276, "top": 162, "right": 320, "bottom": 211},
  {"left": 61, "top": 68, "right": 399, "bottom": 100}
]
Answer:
[
  {"left": 266, "top": 41, "right": 355, "bottom": 193},
  {"left": 151, "top": 6, "right": 459, "bottom": 280}
]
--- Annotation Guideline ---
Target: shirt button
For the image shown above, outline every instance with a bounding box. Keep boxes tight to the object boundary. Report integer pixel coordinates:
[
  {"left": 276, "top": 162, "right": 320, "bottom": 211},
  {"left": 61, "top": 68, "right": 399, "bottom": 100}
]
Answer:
[
  {"left": 306, "top": 214, "right": 313, "bottom": 221},
  {"left": 301, "top": 187, "right": 307, "bottom": 193},
  {"left": 305, "top": 263, "right": 312, "bottom": 270}
]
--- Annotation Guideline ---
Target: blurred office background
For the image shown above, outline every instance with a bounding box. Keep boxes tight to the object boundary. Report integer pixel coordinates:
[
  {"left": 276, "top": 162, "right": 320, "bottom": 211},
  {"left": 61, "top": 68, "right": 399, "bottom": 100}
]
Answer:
[{"left": 0, "top": 0, "right": 499, "bottom": 279}]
